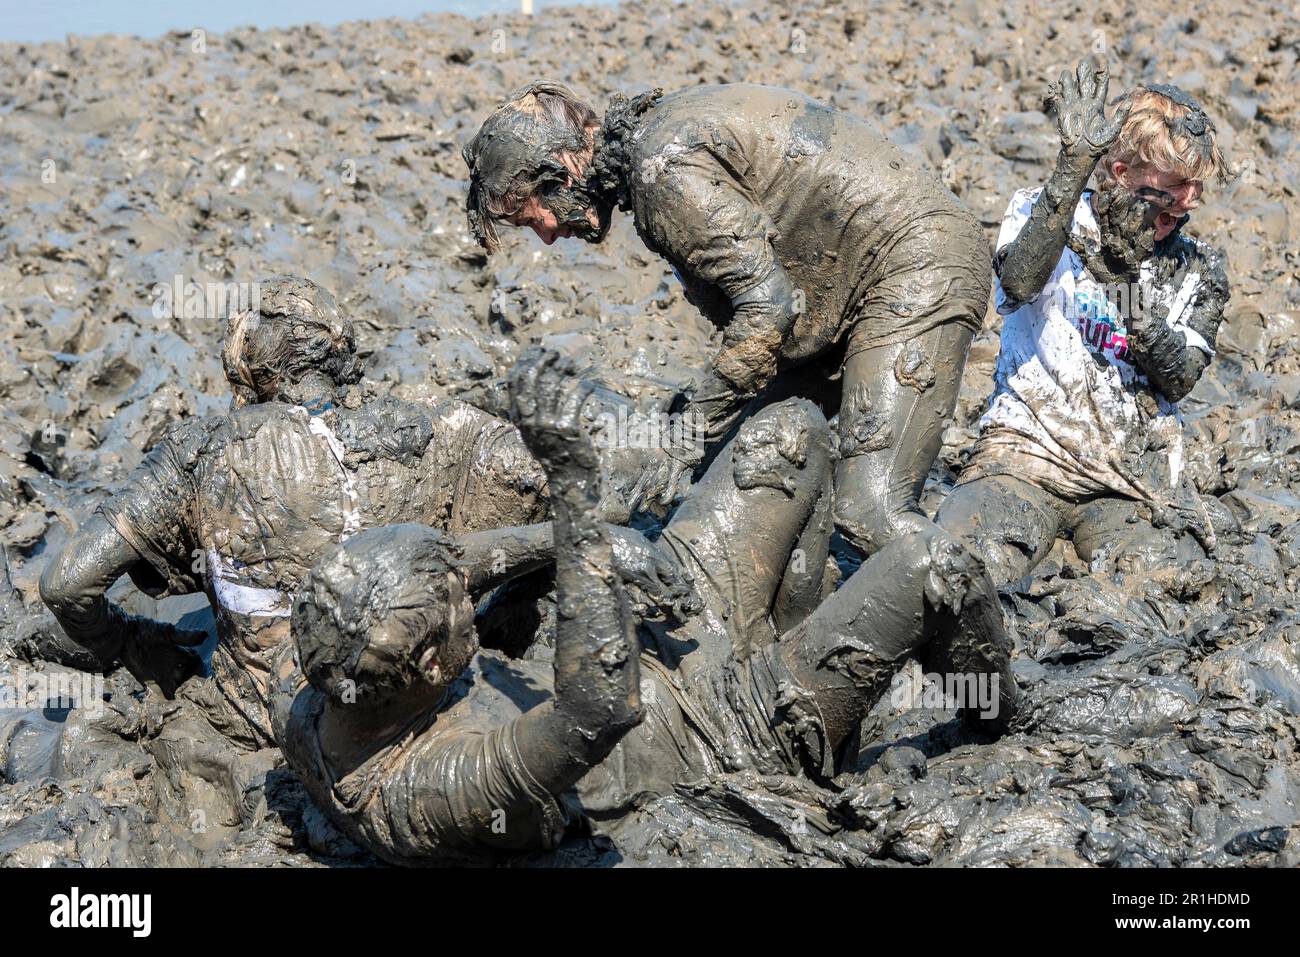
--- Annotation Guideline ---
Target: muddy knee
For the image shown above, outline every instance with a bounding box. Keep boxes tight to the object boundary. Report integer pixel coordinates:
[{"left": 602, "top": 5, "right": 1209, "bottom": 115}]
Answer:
[
  {"left": 912, "top": 529, "right": 1020, "bottom": 730},
  {"left": 731, "top": 398, "right": 831, "bottom": 496},
  {"left": 832, "top": 406, "right": 937, "bottom": 555},
  {"left": 935, "top": 477, "right": 1058, "bottom": 588},
  {"left": 833, "top": 484, "right": 935, "bottom": 557}
]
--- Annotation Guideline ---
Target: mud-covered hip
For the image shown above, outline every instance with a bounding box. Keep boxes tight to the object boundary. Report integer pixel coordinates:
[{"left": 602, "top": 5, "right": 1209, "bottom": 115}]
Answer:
[{"left": 844, "top": 212, "right": 992, "bottom": 353}]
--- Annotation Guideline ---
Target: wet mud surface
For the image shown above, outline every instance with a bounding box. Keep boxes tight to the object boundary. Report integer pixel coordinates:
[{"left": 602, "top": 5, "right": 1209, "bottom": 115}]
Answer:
[{"left": 2, "top": 0, "right": 1299, "bottom": 866}]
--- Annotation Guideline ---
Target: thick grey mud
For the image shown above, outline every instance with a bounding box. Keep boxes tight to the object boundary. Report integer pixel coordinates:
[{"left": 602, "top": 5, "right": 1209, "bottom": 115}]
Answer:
[{"left": 2, "top": 0, "right": 1299, "bottom": 866}]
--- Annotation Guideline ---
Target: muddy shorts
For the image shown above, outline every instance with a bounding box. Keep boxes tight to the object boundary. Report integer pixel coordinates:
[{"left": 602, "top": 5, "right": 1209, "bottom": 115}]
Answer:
[{"left": 846, "top": 211, "right": 992, "bottom": 356}]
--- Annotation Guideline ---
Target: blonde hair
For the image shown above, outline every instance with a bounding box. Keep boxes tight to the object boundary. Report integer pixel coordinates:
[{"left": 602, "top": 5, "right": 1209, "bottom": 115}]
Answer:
[{"left": 1098, "top": 88, "right": 1226, "bottom": 190}]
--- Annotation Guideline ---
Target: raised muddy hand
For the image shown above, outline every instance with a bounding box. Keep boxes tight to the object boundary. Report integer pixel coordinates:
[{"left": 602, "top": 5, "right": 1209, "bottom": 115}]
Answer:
[
  {"left": 1044, "top": 56, "right": 1130, "bottom": 160},
  {"left": 508, "top": 347, "right": 601, "bottom": 506}
]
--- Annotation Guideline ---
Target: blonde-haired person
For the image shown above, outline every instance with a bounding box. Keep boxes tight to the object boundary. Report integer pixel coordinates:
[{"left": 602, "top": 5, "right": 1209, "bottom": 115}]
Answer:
[{"left": 938, "top": 58, "right": 1230, "bottom": 587}]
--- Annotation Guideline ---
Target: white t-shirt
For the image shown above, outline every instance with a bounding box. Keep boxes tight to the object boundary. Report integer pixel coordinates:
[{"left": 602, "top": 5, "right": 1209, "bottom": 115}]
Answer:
[{"left": 969, "top": 187, "right": 1213, "bottom": 505}]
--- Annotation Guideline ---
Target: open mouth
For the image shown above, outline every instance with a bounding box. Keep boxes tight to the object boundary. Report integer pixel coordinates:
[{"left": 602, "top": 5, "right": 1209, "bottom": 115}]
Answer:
[{"left": 1155, "top": 211, "right": 1180, "bottom": 235}]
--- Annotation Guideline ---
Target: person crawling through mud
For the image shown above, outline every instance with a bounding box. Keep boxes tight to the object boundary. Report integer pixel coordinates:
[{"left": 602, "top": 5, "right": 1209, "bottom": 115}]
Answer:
[
  {"left": 38, "top": 278, "right": 702, "bottom": 847},
  {"left": 271, "top": 348, "right": 1018, "bottom": 865},
  {"left": 463, "top": 81, "right": 991, "bottom": 558},
  {"left": 37, "top": 277, "right": 561, "bottom": 800},
  {"left": 937, "top": 58, "right": 1230, "bottom": 586}
]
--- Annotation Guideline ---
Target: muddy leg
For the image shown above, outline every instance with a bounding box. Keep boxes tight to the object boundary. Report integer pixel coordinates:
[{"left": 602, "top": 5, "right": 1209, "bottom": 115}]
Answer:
[
  {"left": 833, "top": 320, "right": 972, "bottom": 556},
  {"left": 936, "top": 473, "right": 1065, "bottom": 588},
  {"left": 1069, "top": 494, "right": 1203, "bottom": 574},
  {"left": 657, "top": 398, "right": 833, "bottom": 663},
  {"left": 773, "top": 526, "right": 1018, "bottom": 749},
  {"left": 771, "top": 483, "right": 834, "bottom": 635}
]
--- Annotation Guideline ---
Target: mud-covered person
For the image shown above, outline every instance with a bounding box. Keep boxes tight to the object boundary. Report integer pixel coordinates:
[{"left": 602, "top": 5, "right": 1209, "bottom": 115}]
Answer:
[
  {"left": 937, "top": 60, "right": 1230, "bottom": 585},
  {"left": 463, "top": 82, "right": 992, "bottom": 556},
  {"left": 270, "top": 349, "right": 1017, "bottom": 865},
  {"left": 37, "top": 277, "right": 557, "bottom": 840}
]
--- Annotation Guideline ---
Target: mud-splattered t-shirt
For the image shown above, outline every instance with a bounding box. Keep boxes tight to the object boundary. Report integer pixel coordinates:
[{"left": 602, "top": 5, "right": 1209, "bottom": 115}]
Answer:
[
  {"left": 966, "top": 188, "right": 1215, "bottom": 506},
  {"left": 270, "top": 642, "right": 826, "bottom": 865},
  {"left": 625, "top": 84, "right": 989, "bottom": 378},
  {"left": 98, "top": 398, "right": 548, "bottom": 746}
]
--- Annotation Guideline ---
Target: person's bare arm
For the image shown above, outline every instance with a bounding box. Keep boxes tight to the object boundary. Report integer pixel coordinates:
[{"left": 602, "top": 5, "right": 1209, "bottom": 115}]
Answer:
[
  {"left": 996, "top": 59, "right": 1131, "bottom": 307},
  {"left": 39, "top": 514, "right": 204, "bottom": 697}
]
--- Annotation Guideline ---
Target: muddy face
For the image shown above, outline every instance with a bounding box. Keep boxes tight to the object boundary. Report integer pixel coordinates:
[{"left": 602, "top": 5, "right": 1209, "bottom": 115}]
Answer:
[
  {"left": 294, "top": 524, "right": 477, "bottom": 707},
  {"left": 504, "top": 179, "right": 608, "bottom": 245},
  {"left": 1110, "top": 161, "right": 1202, "bottom": 241},
  {"left": 354, "top": 568, "right": 478, "bottom": 694}
]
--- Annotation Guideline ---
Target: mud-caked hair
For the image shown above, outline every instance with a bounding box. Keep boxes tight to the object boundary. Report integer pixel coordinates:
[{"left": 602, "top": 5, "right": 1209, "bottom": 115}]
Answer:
[
  {"left": 222, "top": 276, "right": 363, "bottom": 407},
  {"left": 1099, "top": 85, "right": 1227, "bottom": 191},
  {"left": 292, "top": 524, "right": 469, "bottom": 705},
  {"left": 462, "top": 81, "right": 599, "bottom": 251}
]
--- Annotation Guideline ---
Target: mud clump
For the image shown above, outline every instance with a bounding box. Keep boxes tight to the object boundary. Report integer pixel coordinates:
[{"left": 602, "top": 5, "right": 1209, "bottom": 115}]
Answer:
[{"left": 2, "top": 0, "right": 1299, "bottom": 866}]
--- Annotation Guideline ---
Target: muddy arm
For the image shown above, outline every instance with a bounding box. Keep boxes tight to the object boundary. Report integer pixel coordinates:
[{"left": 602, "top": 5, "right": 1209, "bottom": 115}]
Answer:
[
  {"left": 689, "top": 264, "right": 806, "bottom": 442},
  {"left": 643, "top": 161, "right": 803, "bottom": 442},
  {"left": 997, "top": 157, "right": 1095, "bottom": 307},
  {"left": 461, "top": 520, "right": 698, "bottom": 622},
  {"left": 39, "top": 514, "right": 203, "bottom": 696},
  {"left": 40, "top": 514, "right": 143, "bottom": 662},
  {"left": 997, "top": 60, "right": 1130, "bottom": 307},
  {"left": 1125, "top": 250, "right": 1229, "bottom": 402},
  {"left": 504, "top": 350, "right": 645, "bottom": 794},
  {"left": 459, "top": 525, "right": 554, "bottom": 596}
]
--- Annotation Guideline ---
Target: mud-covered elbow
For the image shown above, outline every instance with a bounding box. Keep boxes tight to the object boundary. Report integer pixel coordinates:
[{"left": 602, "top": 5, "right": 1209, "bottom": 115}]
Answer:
[
  {"left": 1157, "top": 371, "right": 1201, "bottom": 404},
  {"left": 559, "top": 676, "right": 645, "bottom": 757},
  {"left": 582, "top": 689, "right": 645, "bottom": 746},
  {"left": 995, "top": 269, "right": 1040, "bottom": 311},
  {"left": 1157, "top": 351, "right": 1211, "bottom": 404},
  {"left": 38, "top": 546, "right": 111, "bottom": 651},
  {"left": 1158, "top": 378, "right": 1194, "bottom": 404},
  {"left": 39, "top": 550, "right": 77, "bottom": 620}
]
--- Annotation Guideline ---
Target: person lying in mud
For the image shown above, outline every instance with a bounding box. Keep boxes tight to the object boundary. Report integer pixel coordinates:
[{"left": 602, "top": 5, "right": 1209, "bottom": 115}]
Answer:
[
  {"left": 463, "top": 81, "right": 991, "bottom": 557},
  {"left": 937, "top": 59, "right": 1230, "bottom": 587},
  {"left": 38, "top": 277, "right": 555, "bottom": 763},
  {"left": 271, "top": 349, "right": 1018, "bottom": 865}
]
